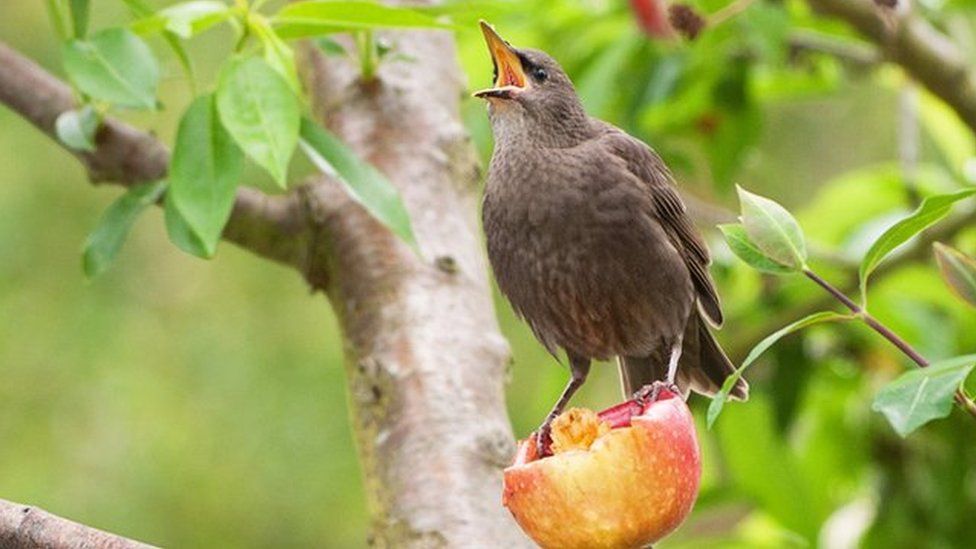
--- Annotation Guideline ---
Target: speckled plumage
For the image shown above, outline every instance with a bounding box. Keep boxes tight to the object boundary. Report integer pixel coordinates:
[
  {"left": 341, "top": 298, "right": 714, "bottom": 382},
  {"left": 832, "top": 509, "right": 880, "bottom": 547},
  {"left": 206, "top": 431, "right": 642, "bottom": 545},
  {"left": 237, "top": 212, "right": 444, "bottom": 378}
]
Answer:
[{"left": 481, "top": 46, "right": 748, "bottom": 402}]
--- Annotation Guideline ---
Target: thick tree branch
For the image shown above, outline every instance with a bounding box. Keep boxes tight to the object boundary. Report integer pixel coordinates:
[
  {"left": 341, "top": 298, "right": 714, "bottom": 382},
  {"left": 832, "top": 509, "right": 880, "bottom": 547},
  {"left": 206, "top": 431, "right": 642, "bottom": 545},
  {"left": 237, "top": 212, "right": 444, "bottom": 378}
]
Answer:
[
  {"left": 0, "top": 41, "right": 309, "bottom": 269},
  {"left": 806, "top": 0, "right": 976, "bottom": 134},
  {"left": 0, "top": 499, "right": 154, "bottom": 549}
]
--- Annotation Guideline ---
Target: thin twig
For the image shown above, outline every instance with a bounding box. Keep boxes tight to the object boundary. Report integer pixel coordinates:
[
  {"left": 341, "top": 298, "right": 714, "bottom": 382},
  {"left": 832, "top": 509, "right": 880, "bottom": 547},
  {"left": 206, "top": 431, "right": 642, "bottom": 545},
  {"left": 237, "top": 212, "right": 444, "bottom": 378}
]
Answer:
[
  {"left": 708, "top": 0, "right": 757, "bottom": 27},
  {"left": 803, "top": 269, "right": 976, "bottom": 419}
]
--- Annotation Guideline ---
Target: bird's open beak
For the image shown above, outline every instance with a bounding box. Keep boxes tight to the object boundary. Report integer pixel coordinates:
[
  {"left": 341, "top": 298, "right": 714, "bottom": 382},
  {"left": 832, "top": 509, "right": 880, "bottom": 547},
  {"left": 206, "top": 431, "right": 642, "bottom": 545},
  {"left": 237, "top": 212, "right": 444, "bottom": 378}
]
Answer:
[{"left": 473, "top": 21, "right": 526, "bottom": 100}]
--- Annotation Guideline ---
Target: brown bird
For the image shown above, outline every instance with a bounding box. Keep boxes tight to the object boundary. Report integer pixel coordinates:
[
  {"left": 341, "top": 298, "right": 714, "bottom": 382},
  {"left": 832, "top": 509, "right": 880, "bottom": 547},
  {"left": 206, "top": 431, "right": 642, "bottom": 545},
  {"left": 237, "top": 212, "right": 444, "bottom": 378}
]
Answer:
[{"left": 475, "top": 22, "right": 748, "bottom": 452}]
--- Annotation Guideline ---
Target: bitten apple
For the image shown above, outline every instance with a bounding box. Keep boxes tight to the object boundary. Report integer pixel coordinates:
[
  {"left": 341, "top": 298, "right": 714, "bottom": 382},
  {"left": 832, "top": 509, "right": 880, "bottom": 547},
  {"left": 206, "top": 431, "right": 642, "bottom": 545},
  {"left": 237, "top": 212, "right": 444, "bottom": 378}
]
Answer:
[{"left": 503, "top": 389, "right": 701, "bottom": 549}]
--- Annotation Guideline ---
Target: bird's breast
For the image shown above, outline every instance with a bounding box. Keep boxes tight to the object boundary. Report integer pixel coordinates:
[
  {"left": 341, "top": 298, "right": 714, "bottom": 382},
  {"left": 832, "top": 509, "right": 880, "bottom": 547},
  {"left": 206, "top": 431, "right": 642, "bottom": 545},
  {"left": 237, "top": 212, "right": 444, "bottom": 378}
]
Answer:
[{"left": 482, "top": 157, "right": 693, "bottom": 359}]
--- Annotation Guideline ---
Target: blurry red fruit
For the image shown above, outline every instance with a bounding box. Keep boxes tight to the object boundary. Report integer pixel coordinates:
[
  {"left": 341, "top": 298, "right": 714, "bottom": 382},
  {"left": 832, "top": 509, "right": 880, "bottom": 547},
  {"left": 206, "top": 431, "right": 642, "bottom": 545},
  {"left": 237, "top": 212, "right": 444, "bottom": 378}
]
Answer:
[{"left": 629, "top": 0, "right": 675, "bottom": 38}]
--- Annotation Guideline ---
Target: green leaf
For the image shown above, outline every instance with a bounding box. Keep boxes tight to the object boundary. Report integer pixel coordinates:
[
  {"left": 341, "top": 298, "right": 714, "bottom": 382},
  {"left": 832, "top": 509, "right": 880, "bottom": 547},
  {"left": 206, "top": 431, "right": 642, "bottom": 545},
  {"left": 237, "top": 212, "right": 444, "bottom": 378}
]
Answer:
[
  {"left": 249, "top": 16, "right": 301, "bottom": 93},
  {"left": 82, "top": 180, "right": 166, "bottom": 278},
  {"left": 736, "top": 186, "right": 807, "bottom": 270},
  {"left": 872, "top": 355, "right": 976, "bottom": 437},
  {"left": 934, "top": 242, "right": 976, "bottom": 307},
  {"left": 216, "top": 56, "right": 299, "bottom": 187},
  {"left": 131, "top": 1, "right": 229, "bottom": 39},
  {"left": 62, "top": 28, "right": 159, "bottom": 109},
  {"left": 299, "top": 118, "right": 416, "bottom": 247},
  {"left": 707, "top": 311, "right": 851, "bottom": 428},
  {"left": 46, "top": 0, "right": 71, "bottom": 41},
  {"left": 414, "top": 0, "right": 516, "bottom": 21},
  {"left": 164, "top": 193, "right": 211, "bottom": 259},
  {"left": 120, "top": 0, "right": 196, "bottom": 87},
  {"left": 168, "top": 95, "right": 243, "bottom": 258},
  {"left": 69, "top": 0, "right": 90, "bottom": 38},
  {"left": 719, "top": 223, "right": 798, "bottom": 274},
  {"left": 273, "top": 1, "right": 452, "bottom": 39},
  {"left": 55, "top": 105, "right": 100, "bottom": 152},
  {"left": 314, "top": 37, "right": 347, "bottom": 56},
  {"left": 118, "top": 0, "right": 155, "bottom": 16},
  {"left": 858, "top": 188, "right": 976, "bottom": 302}
]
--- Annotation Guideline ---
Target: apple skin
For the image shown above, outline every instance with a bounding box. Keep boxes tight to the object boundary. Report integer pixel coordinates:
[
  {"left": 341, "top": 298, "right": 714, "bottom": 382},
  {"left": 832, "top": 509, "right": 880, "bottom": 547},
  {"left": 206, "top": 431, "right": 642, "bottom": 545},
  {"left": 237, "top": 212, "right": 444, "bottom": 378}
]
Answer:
[{"left": 503, "top": 392, "right": 701, "bottom": 548}]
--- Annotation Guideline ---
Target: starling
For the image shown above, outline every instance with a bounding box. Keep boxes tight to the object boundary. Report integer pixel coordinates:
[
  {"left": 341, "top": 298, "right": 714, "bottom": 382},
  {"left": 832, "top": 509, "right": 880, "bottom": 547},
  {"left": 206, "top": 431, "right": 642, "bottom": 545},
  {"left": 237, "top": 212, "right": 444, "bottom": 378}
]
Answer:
[{"left": 475, "top": 22, "right": 748, "bottom": 451}]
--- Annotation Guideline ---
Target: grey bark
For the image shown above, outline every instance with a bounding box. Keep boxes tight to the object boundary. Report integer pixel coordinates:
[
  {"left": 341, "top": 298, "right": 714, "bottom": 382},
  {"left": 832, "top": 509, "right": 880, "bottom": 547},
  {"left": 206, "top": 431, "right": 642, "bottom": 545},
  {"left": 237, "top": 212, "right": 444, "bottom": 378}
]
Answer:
[
  {"left": 0, "top": 499, "right": 155, "bottom": 549},
  {"left": 296, "top": 28, "right": 530, "bottom": 546}
]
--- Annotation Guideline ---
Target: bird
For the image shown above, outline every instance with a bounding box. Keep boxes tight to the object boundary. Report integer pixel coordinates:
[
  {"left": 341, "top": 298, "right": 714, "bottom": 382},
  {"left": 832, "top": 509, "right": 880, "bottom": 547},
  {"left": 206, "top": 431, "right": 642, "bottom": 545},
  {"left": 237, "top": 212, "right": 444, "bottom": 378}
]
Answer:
[{"left": 474, "top": 22, "right": 748, "bottom": 453}]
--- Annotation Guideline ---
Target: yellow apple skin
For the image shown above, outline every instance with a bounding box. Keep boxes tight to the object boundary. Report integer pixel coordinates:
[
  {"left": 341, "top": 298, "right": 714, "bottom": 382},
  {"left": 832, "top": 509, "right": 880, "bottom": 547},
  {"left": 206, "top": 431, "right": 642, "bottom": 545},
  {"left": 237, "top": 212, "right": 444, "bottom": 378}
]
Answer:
[{"left": 503, "top": 394, "right": 701, "bottom": 549}]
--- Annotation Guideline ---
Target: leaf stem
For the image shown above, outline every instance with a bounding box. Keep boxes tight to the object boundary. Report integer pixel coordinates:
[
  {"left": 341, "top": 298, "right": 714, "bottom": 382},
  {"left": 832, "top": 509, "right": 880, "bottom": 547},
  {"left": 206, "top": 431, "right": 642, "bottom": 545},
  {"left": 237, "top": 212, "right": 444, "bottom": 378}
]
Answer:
[
  {"left": 803, "top": 268, "right": 976, "bottom": 418},
  {"left": 358, "top": 30, "right": 378, "bottom": 82},
  {"left": 709, "top": 0, "right": 757, "bottom": 27}
]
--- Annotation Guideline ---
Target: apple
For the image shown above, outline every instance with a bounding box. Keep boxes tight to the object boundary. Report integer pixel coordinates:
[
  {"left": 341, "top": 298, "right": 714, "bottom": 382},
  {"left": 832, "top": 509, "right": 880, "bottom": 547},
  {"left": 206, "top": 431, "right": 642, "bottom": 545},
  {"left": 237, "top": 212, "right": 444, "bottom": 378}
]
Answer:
[{"left": 503, "top": 389, "right": 701, "bottom": 548}]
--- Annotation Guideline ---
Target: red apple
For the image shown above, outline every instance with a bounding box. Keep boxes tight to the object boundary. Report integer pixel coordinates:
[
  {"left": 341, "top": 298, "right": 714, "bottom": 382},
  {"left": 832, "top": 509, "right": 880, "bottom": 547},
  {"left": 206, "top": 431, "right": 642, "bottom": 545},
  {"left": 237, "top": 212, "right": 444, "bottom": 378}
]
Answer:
[{"left": 503, "top": 389, "right": 701, "bottom": 548}]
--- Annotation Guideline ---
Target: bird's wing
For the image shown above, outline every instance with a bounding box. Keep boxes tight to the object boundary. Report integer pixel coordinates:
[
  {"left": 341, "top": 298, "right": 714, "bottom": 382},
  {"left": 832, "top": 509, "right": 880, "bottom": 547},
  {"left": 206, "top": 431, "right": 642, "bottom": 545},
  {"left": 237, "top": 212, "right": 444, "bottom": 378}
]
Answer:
[{"left": 599, "top": 127, "right": 724, "bottom": 326}]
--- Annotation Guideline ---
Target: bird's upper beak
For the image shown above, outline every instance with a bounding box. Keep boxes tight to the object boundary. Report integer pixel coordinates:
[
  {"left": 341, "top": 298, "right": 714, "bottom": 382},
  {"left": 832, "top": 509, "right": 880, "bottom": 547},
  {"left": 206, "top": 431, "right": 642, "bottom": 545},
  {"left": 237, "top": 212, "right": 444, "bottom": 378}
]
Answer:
[{"left": 473, "top": 21, "right": 527, "bottom": 101}]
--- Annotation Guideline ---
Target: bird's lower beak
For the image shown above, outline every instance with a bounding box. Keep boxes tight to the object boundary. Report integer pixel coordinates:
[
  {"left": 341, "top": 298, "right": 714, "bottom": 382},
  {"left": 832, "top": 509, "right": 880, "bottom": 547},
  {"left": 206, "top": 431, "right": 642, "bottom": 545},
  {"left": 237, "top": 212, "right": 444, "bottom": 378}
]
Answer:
[{"left": 473, "top": 21, "right": 526, "bottom": 101}]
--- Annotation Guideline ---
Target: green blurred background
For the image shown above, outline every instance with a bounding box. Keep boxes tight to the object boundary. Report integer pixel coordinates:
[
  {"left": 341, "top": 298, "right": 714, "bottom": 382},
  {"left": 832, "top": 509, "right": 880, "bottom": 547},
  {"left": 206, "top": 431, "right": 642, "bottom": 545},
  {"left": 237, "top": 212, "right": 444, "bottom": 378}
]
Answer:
[{"left": 3, "top": 0, "right": 976, "bottom": 547}]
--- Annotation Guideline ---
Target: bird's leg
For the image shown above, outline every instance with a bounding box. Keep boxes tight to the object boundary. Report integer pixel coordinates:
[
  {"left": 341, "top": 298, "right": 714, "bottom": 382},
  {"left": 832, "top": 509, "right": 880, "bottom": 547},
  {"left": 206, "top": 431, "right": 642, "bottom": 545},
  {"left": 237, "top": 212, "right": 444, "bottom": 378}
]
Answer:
[
  {"left": 536, "top": 355, "right": 591, "bottom": 457},
  {"left": 665, "top": 339, "right": 683, "bottom": 387},
  {"left": 634, "top": 339, "right": 684, "bottom": 406}
]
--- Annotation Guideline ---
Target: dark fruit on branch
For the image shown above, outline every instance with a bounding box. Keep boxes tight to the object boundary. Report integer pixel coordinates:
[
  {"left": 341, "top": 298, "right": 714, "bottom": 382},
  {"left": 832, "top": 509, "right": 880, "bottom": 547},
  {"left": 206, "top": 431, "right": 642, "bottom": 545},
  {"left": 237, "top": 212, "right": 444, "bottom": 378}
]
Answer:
[{"left": 669, "top": 4, "right": 706, "bottom": 41}]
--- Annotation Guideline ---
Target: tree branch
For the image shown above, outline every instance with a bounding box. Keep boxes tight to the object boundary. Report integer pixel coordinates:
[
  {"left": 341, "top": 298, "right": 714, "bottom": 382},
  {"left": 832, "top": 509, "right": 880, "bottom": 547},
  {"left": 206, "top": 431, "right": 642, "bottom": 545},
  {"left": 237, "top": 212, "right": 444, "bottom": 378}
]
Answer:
[
  {"left": 0, "top": 41, "right": 309, "bottom": 270},
  {"left": 0, "top": 498, "right": 155, "bottom": 549},
  {"left": 805, "top": 0, "right": 976, "bottom": 134}
]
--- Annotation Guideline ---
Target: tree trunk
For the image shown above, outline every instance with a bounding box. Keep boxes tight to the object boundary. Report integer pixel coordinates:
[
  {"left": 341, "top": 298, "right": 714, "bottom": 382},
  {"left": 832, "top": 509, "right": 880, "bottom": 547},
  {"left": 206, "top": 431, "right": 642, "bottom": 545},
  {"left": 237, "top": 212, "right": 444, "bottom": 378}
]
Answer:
[{"left": 296, "top": 27, "right": 531, "bottom": 547}]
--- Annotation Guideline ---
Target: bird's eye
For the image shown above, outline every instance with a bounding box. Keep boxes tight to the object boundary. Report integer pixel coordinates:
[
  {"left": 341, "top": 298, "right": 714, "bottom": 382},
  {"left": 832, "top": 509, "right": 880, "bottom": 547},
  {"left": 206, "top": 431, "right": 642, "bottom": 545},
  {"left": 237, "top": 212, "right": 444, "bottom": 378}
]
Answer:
[{"left": 532, "top": 67, "right": 548, "bottom": 82}]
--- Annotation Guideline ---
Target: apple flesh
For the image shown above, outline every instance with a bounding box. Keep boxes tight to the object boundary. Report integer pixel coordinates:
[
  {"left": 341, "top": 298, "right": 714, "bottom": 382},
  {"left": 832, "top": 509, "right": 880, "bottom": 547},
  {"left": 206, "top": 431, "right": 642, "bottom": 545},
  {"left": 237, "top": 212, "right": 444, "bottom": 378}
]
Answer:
[{"left": 503, "top": 389, "right": 701, "bottom": 548}]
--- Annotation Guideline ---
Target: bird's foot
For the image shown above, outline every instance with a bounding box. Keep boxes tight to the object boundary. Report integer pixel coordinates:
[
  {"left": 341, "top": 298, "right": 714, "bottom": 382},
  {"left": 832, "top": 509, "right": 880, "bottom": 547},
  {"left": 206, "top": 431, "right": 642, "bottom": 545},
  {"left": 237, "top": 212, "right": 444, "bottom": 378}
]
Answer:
[
  {"left": 632, "top": 380, "right": 680, "bottom": 407},
  {"left": 534, "top": 422, "right": 554, "bottom": 458}
]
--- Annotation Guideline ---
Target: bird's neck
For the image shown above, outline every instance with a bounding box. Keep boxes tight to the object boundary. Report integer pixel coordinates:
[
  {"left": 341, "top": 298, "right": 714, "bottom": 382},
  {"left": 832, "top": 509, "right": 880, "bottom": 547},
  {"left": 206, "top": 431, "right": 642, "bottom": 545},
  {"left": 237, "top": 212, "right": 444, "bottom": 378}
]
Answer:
[{"left": 490, "top": 107, "right": 594, "bottom": 150}]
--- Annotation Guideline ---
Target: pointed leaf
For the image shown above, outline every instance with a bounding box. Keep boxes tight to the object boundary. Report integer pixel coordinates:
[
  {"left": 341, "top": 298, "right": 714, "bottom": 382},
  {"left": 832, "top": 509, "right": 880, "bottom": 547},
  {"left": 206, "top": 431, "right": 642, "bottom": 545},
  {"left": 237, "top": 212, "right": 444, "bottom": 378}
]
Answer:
[
  {"left": 300, "top": 118, "right": 416, "bottom": 247},
  {"left": 872, "top": 355, "right": 976, "bottom": 437},
  {"left": 858, "top": 189, "right": 976, "bottom": 301},
  {"left": 736, "top": 186, "right": 807, "bottom": 270},
  {"left": 164, "top": 194, "right": 211, "bottom": 259},
  {"left": 131, "top": 1, "right": 229, "bottom": 39},
  {"left": 168, "top": 95, "right": 243, "bottom": 257},
  {"left": 62, "top": 28, "right": 159, "bottom": 109},
  {"left": 55, "top": 105, "right": 100, "bottom": 152},
  {"left": 934, "top": 242, "right": 976, "bottom": 307},
  {"left": 707, "top": 311, "right": 850, "bottom": 428},
  {"left": 273, "top": 1, "right": 452, "bottom": 39},
  {"left": 719, "top": 223, "right": 798, "bottom": 274},
  {"left": 249, "top": 16, "right": 301, "bottom": 93},
  {"left": 46, "top": 0, "right": 71, "bottom": 41},
  {"left": 216, "top": 56, "right": 299, "bottom": 187},
  {"left": 120, "top": 0, "right": 196, "bottom": 85},
  {"left": 82, "top": 181, "right": 166, "bottom": 278}
]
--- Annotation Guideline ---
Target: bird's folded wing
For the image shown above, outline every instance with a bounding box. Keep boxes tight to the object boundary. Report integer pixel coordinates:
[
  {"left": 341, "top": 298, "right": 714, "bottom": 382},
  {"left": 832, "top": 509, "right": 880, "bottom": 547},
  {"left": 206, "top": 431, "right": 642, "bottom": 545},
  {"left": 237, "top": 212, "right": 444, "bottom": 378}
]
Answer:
[{"left": 600, "top": 129, "right": 724, "bottom": 326}]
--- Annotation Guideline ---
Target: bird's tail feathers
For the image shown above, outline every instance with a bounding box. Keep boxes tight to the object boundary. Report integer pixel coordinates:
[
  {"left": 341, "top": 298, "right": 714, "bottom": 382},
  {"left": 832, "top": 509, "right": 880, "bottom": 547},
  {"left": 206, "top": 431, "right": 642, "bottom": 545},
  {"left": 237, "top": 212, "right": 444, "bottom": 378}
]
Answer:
[{"left": 617, "top": 314, "right": 748, "bottom": 401}]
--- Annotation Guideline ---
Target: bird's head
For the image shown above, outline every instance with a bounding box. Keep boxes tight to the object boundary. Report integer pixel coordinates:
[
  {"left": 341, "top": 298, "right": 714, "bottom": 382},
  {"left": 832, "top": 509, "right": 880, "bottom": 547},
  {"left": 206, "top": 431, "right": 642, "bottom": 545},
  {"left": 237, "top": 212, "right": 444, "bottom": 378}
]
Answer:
[{"left": 474, "top": 21, "right": 589, "bottom": 147}]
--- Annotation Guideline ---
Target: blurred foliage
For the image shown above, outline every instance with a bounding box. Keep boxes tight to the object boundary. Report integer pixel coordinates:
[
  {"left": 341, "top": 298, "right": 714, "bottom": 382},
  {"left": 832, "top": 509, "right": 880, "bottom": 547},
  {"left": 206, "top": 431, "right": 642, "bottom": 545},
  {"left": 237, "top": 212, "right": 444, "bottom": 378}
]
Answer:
[{"left": 2, "top": 0, "right": 976, "bottom": 547}]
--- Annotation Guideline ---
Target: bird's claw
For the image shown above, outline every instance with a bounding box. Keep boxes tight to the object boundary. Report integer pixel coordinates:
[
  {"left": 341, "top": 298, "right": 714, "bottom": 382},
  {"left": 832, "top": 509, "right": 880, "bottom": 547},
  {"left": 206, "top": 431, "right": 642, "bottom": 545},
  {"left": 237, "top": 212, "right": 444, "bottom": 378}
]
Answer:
[
  {"left": 534, "top": 423, "right": 553, "bottom": 458},
  {"left": 632, "top": 380, "right": 680, "bottom": 407}
]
